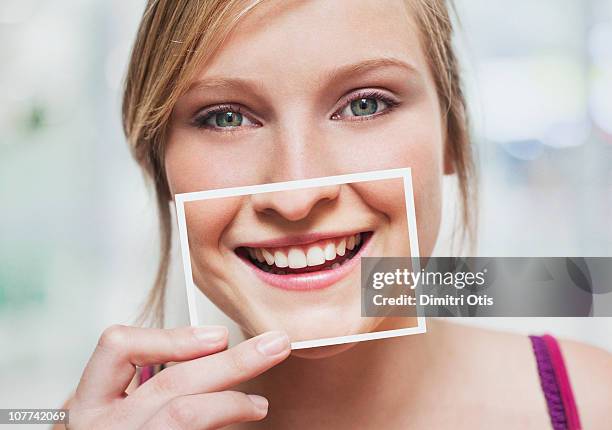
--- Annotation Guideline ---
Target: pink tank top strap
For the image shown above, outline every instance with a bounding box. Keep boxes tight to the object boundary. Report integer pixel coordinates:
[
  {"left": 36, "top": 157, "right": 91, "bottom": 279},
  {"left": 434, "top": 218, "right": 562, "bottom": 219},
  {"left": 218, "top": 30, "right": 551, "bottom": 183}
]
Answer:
[
  {"left": 529, "top": 334, "right": 582, "bottom": 430},
  {"left": 138, "top": 364, "right": 163, "bottom": 385}
]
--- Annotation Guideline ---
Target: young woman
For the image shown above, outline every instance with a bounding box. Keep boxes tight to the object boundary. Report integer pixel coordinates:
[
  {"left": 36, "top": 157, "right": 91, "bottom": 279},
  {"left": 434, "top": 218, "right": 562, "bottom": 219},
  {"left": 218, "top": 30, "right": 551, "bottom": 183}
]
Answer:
[{"left": 62, "top": 0, "right": 612, "bottom": 428}]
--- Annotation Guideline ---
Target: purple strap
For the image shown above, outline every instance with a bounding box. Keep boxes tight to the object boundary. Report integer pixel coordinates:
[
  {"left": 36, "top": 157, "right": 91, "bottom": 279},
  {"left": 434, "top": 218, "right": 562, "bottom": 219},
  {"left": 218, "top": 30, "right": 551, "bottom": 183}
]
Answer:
[{"left": 529, "top": 335, "right": 582, "bottom": 430}]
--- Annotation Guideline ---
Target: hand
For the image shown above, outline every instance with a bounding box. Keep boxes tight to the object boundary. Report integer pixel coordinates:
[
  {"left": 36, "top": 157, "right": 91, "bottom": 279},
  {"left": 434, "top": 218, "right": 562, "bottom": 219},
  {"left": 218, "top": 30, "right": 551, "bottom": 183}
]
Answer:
[{"left": 67, "top": 325, "right": 291, "bottom": 429}]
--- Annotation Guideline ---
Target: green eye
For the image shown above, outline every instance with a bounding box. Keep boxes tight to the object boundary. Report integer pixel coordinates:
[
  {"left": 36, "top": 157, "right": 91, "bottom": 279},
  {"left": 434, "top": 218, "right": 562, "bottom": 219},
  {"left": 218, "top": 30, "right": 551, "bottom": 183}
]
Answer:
[
  {"left": 195, "top": 105, "right": 257, "bottom": 130},
  {"left": 214, "top": 111, "right": 243, "bottom": 127},
  {"left": 350, "top": 98, "right": 379, "bottom": 116},
  {"left": 332, "top": 92, "right": 396, "bottom": 121}
]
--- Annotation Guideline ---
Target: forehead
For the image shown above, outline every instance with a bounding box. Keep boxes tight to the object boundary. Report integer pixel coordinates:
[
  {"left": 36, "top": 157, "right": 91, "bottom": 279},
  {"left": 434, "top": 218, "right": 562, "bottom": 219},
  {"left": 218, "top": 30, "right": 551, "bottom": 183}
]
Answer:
[{"left": 198, "top": 0, "right": 427, "bottom": 86}]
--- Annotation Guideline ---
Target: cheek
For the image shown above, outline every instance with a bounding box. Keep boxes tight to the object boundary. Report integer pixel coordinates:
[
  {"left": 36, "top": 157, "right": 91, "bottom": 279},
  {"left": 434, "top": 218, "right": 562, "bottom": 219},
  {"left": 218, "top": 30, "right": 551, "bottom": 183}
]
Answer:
[
  {"left": 351, "top": 178, "right": 407, "bottom": 219},
  {"left": 328, "top": 115, "right": 444, "bottom": 175},
  {"left": 184, "top": 198, "right": 245, "bottom": 308},
  {"left": 165, "top": 128, "right": 267, "bottom": 195},
  {"left": 184, "top": 198, "right": 242, "bottom": 253},
  {"left": 352, "top": 176, "right": 438, "bottom": 256}
]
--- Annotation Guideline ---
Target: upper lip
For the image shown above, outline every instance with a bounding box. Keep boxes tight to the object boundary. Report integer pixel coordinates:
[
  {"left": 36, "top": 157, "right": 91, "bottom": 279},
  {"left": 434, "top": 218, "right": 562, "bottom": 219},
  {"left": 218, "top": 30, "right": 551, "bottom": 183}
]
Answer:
[{"left": 234, "top": 230, "right": 367, "bottom": 249}]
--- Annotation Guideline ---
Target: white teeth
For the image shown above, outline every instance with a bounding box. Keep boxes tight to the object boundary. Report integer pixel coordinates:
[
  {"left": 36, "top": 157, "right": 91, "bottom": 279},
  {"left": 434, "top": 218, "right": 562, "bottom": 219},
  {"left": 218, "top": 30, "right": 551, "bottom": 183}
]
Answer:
[
  {"left": 247, "top": 232, "right": 363, "bottom": 270},
  {"left": 347, "top": 235, "right": 355, "bottom": 250},
  {"left": 274, "top": 250, "right": 288, "bottom": 267},
  {"left": 306, "top": 246, "right": 325, "bottom": 266},
  {"left": 262, "top": 249, "right": 275, "bottom": 265},
  {"left": 324, "top": 242, "right": 336, "bottom": 260},
  {"left": 288, "top": 248, "right": 307, "bottom": 269}
]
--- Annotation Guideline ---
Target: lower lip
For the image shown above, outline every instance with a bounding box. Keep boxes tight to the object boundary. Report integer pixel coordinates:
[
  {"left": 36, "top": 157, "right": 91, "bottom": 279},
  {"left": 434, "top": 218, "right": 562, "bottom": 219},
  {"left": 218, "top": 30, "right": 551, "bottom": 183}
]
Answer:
[{"left": 241, "top": 234, "right": 372, "bottom": 291}]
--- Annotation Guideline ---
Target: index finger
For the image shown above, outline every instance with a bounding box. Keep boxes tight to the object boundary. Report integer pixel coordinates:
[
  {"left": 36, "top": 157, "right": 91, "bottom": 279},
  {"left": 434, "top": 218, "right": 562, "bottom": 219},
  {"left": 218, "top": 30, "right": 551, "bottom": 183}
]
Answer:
[
  {"left": 129, "top": 330, "right": 290, "bottom": 409},
  {"left": 75, "top": 325, "right": 229, "bottom": 405}
]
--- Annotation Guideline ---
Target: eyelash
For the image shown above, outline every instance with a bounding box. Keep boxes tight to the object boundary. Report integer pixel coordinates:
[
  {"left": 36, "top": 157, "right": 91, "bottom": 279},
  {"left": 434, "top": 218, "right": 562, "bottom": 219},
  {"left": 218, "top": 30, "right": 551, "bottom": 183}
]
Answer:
[{"left": 191, "top": 90, "right": 400, "bottom": 131}]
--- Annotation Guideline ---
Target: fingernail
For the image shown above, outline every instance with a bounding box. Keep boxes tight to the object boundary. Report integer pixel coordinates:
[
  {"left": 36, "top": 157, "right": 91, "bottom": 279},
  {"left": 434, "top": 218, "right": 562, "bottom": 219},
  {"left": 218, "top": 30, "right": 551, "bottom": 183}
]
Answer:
[
  {"left": 248, "top": 394, "right": 269, "bottom": 411},
  {"left": 256, "top": 331, "right": 290, "bottom": 356},
  {"left": 193, "top": 326, "right": 228, "bottom": 343}
]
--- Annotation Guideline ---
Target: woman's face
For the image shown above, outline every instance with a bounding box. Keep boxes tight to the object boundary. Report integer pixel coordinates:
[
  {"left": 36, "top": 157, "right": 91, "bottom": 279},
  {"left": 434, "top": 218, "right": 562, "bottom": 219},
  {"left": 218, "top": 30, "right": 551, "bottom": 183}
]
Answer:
[{"left": 166, "top": 0, "right": 446, "bottom": 349}]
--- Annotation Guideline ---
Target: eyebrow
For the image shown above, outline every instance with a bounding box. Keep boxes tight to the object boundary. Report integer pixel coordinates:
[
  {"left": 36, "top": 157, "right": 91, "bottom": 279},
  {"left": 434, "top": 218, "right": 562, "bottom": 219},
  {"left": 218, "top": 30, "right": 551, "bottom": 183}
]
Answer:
[
  {"left": 185, "top": 77, "right": 264, "bottom": 96},
  {"left": 324, "top": 57, "right": 421, "bottom": 84},
  {"left": 185, "top": 57, "right": 421, "bottom": 96}
]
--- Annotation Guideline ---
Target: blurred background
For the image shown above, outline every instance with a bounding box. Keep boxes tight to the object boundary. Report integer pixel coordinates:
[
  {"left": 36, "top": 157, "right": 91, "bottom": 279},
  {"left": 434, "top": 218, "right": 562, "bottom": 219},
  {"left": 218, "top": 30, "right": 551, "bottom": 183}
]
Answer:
[{"left": 1, "top": 0, "right": 611, "bottom": 416}]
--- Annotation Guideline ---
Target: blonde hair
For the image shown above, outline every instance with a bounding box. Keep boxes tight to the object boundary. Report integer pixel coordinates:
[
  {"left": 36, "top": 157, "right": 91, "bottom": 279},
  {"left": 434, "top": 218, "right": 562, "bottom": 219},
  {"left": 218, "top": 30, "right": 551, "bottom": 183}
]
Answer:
[{"left": 122, "top": 0, "right": 476, "bottom": 327}]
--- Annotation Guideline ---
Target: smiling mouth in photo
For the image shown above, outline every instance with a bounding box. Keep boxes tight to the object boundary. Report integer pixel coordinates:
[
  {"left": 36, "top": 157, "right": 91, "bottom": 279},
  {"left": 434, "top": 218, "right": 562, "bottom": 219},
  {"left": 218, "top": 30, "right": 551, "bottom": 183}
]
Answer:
[{"left": 235, "top": 232, "right": 372, "bottom": 276}]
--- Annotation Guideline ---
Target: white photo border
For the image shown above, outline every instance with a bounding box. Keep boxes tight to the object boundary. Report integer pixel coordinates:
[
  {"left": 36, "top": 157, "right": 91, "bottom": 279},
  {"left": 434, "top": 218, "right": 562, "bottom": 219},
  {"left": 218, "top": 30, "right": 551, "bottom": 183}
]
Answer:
[{"left": 175, "top": 168, "right": 426, "bottom": 349}]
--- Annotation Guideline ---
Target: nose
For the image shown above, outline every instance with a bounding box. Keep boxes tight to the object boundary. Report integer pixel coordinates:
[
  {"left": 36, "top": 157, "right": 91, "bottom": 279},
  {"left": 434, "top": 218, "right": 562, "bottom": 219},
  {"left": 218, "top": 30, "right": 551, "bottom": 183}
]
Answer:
[
  {"left": 250, "top": 185, "right": 341, "bottom": 221},
  {"left": 250, "top": 101, "right": 345, "bottom": 221}
]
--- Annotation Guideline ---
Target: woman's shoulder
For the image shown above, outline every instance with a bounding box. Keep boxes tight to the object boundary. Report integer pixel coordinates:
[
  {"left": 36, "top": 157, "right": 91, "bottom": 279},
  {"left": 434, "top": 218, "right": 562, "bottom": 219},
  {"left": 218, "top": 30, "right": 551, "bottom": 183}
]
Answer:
[
  {"left": 431, "top": 321, "right": 552, "bottom": 425},
  {"left": 433, "top": 321, "right": 611, "bottom": 427}
]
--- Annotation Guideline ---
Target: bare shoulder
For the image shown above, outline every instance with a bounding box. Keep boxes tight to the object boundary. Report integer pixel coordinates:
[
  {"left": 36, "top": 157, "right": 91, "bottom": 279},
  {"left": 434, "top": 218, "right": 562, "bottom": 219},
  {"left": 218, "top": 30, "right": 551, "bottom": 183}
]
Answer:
[
  {"left": 428, "top": 321, "right": 552, "bottom": 427},
  {"left": 558, "top": 338, "right": 612, "bottom": 429}
]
